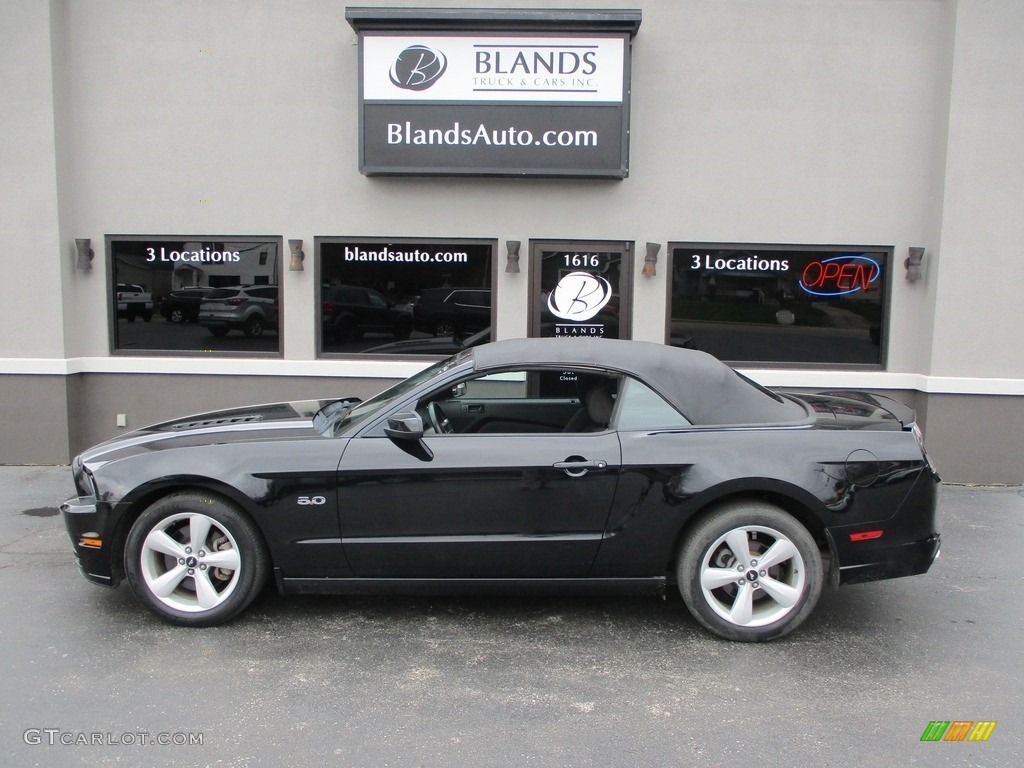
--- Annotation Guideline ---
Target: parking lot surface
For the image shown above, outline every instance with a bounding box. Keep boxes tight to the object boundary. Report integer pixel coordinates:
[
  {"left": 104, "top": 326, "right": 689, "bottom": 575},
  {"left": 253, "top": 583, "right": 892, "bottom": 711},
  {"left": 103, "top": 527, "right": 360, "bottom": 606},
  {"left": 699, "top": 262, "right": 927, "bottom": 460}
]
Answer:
[{"left": 1, "top": 466, "right": 1021, "bottom": 767}]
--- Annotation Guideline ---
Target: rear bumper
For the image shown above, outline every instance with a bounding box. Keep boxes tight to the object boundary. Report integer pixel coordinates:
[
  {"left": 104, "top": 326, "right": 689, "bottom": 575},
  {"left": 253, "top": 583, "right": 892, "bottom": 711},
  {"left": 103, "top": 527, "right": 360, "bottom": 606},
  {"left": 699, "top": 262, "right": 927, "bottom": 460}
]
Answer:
[
  {"left": 831, "top": 532, "right": 941, "bottom": 585},
  {"left": 826, "top": 468, "right": 941, "bottom": 585},
  {"left": 60, "top": 496, "right": 119, "bottom": 588}
]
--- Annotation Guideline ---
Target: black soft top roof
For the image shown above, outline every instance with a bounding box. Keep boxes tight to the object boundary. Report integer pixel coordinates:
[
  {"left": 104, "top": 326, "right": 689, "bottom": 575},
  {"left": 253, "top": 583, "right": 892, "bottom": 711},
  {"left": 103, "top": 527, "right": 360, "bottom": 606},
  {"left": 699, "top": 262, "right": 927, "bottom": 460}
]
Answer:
[{"left": 470, "top": 338, "right": 808, "bottom": 426}]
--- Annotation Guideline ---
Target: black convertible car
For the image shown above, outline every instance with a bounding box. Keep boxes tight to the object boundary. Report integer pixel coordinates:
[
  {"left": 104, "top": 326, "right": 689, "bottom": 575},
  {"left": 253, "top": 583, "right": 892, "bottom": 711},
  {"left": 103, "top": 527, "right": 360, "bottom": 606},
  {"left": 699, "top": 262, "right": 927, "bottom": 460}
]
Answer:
[{"left": 61, "top": 339, "right": 940, "bottom": 641}]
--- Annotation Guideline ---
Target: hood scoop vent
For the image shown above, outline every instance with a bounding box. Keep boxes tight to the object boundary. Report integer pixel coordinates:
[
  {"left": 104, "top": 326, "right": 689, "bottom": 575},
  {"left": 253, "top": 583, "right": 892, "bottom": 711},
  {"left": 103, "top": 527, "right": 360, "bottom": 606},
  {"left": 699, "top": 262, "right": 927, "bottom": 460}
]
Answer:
[{"left": 169, "top": 414, "right": 265, "bottom": 431}]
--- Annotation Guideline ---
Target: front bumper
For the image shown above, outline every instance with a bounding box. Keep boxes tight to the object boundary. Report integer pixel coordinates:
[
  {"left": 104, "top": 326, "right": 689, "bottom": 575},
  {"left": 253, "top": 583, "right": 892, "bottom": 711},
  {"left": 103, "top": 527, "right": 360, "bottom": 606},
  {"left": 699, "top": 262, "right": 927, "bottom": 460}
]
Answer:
[{"left": 60, "top": 496, "right": 119, "bottom": 587}]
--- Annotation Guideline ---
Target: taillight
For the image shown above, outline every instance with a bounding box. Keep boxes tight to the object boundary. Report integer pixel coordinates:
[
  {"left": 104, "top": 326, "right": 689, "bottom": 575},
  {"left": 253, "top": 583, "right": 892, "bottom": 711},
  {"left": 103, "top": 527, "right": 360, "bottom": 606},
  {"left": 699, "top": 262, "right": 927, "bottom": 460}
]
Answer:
[
  {"left": 911, "top": 423, "right": 939, "bottom": 477},
  {"left": 227, "top": 297, "right": 244, "bottom": 305},
  {"left": 323, "top": 302, "right": 337, "bottom": 313}
]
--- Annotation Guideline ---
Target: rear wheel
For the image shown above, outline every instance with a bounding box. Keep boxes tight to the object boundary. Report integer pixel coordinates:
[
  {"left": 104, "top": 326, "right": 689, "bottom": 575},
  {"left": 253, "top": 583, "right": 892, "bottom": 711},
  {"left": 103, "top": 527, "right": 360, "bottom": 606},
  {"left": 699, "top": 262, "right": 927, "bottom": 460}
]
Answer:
[
  {"left": 677, "top": 501, "right": 822, "bottom": 641},
  {"left": 124, "top": 493, "right": 268, "bottom": 626}
]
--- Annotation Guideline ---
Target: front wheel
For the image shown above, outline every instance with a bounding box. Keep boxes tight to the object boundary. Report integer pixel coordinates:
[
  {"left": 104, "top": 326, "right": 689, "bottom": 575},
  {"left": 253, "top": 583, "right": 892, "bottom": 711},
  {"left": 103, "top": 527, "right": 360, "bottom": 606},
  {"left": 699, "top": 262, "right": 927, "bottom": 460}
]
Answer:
[
  {"left": 243, "top": 316, "right": 264, "bottom": 337},
  {"left": 124, "top": 493, "right": 269, "bottom": 626},
  {"left": 677, "top": 501, "right": 822, "bottom": 642},
  {"left": 432, "top": 319, "right": 455, "bottom": 337}
]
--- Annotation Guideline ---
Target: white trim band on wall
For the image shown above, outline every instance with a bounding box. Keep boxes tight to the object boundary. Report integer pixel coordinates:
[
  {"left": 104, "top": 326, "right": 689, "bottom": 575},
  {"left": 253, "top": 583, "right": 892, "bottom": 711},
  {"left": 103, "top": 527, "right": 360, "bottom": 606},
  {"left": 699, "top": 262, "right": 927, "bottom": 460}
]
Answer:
[{"left": 2, "top": 357, "right": 1024, "bottom": 397}]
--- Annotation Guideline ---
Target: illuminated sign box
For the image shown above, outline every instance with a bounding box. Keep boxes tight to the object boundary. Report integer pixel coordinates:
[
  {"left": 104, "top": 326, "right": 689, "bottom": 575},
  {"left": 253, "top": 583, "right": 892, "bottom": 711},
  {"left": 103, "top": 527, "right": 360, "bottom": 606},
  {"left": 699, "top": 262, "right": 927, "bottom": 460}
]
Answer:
[{"left": 346, "top": 8, "right": 641, "bottom": 178}]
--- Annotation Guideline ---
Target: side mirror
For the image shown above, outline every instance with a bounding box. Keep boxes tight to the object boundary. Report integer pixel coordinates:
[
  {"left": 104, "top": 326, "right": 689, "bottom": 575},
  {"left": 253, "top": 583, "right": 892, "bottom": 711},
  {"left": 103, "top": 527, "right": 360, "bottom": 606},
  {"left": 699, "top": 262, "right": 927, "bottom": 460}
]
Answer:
[
  {"left": 385, "top": 411, "right": 425, "bottom": 440},
  {"left": 384, "top": 411, "right": 433, "bottom": 461}
]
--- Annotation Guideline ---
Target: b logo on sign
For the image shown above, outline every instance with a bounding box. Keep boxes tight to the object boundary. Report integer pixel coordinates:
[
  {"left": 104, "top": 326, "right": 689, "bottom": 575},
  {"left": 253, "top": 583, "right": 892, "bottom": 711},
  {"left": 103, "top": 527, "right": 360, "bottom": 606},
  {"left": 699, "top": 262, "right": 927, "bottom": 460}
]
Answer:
[
  {"left": 390, "top": 45, "right": 447, "bottom": 91},
  {"left": 547, "top": 272, "right": 613, "bottom": 322}
]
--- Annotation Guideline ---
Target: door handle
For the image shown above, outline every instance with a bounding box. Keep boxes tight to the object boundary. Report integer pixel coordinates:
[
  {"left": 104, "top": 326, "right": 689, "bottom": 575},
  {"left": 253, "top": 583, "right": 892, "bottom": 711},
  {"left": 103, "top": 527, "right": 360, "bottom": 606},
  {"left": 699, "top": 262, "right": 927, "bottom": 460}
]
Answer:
[{"left": 553, "top": 458, "right": 607, "bottom": 478}]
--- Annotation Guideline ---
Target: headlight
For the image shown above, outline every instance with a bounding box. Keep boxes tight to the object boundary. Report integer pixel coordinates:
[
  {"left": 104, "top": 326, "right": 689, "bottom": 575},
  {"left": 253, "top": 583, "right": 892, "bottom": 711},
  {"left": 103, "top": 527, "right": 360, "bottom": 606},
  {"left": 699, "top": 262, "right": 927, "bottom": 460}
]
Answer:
[{"left": 72, "top": 457, "right": 101, "bottom": 499}]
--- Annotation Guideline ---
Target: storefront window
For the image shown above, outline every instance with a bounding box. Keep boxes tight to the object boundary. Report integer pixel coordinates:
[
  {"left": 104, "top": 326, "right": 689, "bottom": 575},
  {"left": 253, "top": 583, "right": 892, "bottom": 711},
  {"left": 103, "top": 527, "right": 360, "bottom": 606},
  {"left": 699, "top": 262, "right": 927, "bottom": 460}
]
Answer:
[
  {"left": 530, "top": 240, "right": 633, "bottom": 340},
  {"left": 668, "top": 244, "right": 889, "bottom": 366},
  {"left": 317, "top": 238, "right": 495, "bottom": 356},
  {"left": 109, "top": 236, "right": 282, "bottom": 355}
]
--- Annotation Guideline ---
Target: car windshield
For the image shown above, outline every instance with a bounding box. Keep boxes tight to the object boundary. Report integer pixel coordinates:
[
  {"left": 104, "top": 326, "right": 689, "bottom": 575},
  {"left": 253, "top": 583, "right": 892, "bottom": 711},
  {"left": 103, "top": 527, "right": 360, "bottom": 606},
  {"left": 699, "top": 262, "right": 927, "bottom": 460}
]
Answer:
[{"left": 318, "top": 352, "right": 470, "bottom": 436}]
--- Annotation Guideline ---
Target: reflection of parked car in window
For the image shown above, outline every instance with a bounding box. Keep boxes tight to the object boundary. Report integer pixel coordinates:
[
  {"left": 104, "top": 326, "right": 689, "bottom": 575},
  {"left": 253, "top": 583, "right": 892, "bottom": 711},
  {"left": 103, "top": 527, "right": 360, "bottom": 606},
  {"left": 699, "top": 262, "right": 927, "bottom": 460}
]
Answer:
[
  {"left": 116, "top": 284, "right": 153, "bottom": 322},
  {"left": 322, "top": 285, "right": 412, "bottom": 342},
  {"left": 160, "top": 287, "right": 215, "bottom": 323},
  {"left": 198, "top": 285, "right": 278, "bottom": 337},
  {"left": 364, "top": 327, "right": 492, "bottom": 355},
  {"left": 412, "top": 288, "right": 491, "bottom": 337}
]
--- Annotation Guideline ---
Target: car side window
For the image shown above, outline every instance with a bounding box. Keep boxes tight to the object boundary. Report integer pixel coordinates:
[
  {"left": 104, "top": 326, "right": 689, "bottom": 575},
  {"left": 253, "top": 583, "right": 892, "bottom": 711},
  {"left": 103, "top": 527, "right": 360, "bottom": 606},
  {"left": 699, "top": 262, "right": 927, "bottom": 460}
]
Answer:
[
  {"left": 615, "top": 376, "right": 690, "bottom": 430},
  {"left": 461, "top": 371, "right": 528, "bottom": 399},
  {"left": 419, "top": 368, "right": 619, "bottom": 434}
]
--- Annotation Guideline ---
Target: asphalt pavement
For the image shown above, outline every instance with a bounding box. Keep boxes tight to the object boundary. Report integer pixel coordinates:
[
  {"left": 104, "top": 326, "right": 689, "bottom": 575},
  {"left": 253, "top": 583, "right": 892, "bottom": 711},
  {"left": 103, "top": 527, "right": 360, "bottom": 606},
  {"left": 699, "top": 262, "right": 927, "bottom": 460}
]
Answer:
[{"left": 1, "top": 466, "right": 1021, "bottom": 767}]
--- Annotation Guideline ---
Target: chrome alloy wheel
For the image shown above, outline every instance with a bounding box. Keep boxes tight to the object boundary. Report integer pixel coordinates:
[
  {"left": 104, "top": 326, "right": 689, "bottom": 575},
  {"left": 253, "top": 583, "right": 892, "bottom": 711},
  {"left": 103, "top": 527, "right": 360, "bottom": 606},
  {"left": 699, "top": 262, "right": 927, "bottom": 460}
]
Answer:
[
  {"left": 699, "top": 524, "right": 806, "bottom": 628},
  {"left": 139, "top": 512, "right": 242, "bottom": 613}
]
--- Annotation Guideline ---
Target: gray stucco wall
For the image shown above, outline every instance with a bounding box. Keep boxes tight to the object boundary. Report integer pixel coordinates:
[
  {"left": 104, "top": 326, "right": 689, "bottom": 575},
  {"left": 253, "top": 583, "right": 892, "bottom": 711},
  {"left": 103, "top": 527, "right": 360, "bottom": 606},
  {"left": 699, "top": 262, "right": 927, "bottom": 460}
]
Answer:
[{"left": 1, "top": 0, "right": 1022, "bottom": 483}]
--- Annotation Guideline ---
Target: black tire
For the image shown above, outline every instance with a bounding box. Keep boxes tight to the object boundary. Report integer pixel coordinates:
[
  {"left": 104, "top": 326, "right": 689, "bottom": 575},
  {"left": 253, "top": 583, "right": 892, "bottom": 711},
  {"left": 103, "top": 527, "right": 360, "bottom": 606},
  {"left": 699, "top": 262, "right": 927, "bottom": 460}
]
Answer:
[
  {"left": 243, "top": 316, "right": 264, "bottom": 337},
  {"left": 168, "top": 307, "right": 184, "bottom": 323},
  {"left": 124, "top": 492, "right": 269, "bottom": 627},
  {"left": 142, "top": 310, "right": 153, "bottom": 322},
  {"left": 334, "top": 316, "right": 358, "bottom": 343},
  {"left": 677, "top": 501, "right": 822, "bottom": 642},
  {"left": 393, "top": 317, "right": 412, "bottom": 340}
]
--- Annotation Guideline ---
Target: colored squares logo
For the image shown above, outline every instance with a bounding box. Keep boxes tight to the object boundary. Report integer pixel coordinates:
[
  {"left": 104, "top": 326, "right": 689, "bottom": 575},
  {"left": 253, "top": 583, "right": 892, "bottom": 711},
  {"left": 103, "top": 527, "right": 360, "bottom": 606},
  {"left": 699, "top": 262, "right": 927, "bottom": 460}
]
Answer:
[{"left": 921, "top": 721, "right": 997, "bottom": 742}]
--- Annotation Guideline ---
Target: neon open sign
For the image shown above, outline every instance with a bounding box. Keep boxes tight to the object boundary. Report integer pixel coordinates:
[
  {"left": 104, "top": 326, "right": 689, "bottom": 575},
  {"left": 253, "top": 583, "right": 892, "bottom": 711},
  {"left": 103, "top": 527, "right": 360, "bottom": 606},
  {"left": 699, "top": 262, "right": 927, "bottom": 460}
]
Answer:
[{"left": 799, "top": 255, "right": 881, "bottom": 297}]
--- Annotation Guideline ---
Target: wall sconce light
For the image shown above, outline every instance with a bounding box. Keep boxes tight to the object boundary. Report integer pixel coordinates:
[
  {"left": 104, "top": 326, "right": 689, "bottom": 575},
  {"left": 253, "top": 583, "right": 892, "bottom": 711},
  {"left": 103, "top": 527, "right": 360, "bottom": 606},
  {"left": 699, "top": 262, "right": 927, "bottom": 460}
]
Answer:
[
  {"left": 905, "top": 247, "right": 925, "bottom": 282},
  {"left": 74, "top": 238, "right": 94, "bottom": 271},
  {"left": 504, "top": 240, "right": 521, "bottom": 274},
  {"left": 288, "top": 239, "right": 305, "bottom": 272},
  {"left": 641, "top": 242, "right": 661, "bottom": 277}
]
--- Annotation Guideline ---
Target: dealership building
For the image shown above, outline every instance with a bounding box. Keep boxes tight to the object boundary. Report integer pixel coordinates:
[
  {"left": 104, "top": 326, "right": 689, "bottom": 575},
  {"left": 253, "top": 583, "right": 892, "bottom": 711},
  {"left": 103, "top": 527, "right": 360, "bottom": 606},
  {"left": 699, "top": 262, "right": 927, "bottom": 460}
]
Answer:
[{"left": 3, "top": 0, "right": 1022, "bottom": 484}]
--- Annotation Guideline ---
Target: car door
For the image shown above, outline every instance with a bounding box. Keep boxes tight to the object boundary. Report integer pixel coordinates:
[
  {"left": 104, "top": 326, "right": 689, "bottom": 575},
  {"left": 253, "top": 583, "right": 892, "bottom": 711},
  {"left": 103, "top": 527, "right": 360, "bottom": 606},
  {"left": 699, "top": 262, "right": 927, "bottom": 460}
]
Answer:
[{"left": 335, "top": 368, "right": 622, "bottom": 580}]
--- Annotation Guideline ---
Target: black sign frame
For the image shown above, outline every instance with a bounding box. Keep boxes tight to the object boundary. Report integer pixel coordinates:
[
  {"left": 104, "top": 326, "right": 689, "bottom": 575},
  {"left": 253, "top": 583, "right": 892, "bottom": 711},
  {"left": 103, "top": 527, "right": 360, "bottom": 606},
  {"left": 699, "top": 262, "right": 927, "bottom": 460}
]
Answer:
[{"left": 347, "top": 8, "right": 642, "bottom": 178}]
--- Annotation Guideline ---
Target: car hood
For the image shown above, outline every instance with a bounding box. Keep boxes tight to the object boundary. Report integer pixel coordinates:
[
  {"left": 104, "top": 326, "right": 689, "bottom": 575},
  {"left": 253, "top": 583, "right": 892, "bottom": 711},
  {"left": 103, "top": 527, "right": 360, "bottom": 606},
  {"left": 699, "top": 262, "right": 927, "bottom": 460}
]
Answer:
[
  {"left": 363, "top": 337, "right": 465, "bottom": 354},
  {"left": 78, "top": 399, "right": 341, "bottom": 465}
]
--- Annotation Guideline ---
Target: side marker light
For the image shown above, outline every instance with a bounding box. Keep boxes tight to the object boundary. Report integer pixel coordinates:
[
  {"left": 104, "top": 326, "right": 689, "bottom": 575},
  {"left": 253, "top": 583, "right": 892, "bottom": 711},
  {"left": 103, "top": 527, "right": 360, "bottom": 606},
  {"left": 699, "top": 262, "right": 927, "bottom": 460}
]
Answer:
[{"left": 849, "top": 530, "right": 884, "bottom": 542}]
